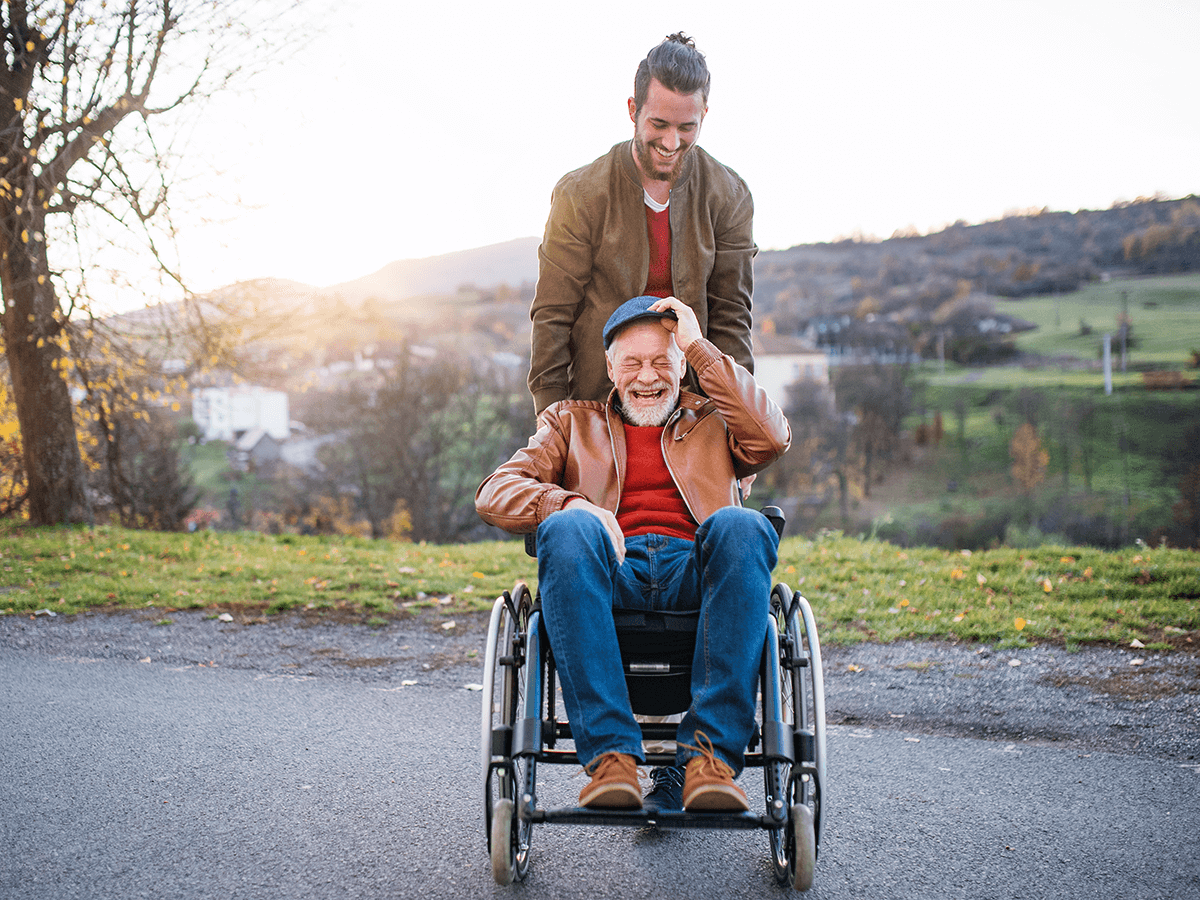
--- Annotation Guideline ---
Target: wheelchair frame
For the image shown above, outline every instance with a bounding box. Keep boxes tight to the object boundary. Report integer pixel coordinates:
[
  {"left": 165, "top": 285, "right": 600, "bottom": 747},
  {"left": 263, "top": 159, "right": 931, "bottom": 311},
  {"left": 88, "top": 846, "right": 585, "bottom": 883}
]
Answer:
[{"left": 479, "top": 507, "right": 827, "bottom": 890}]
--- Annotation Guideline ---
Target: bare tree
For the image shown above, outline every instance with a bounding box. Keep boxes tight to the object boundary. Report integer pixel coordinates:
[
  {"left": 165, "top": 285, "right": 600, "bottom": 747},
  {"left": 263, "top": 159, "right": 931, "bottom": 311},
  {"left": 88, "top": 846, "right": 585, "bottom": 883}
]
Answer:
[
  {"left": 0, "top": 0, "right": 301, "bottom": 525},
  {"left": 310, "top": 354, "right": 534, "bottom": 543},
  {"left": 835, "top": 363, "right": 912, "bottom": 498}
]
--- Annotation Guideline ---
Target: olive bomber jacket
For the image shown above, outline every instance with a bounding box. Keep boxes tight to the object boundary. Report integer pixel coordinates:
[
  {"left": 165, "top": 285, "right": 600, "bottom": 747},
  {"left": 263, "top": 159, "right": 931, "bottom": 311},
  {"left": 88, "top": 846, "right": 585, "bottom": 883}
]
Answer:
[{"left": 528, "top": 140, "right": 757, "bottom": 414}]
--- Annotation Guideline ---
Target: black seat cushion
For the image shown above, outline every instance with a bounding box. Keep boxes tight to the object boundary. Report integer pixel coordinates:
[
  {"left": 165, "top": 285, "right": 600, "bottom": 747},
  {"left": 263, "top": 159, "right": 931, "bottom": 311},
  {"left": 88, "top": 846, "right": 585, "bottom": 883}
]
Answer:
[{"left": 614, "top": 609, "right": 699, "bottom": 716}]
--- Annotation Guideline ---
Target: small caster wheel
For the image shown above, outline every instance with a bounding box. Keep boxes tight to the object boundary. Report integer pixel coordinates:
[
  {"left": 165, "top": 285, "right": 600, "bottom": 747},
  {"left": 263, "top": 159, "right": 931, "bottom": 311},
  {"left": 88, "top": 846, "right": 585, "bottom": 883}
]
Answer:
[
  {"left": 490, "top": 798, "right": 517, "bottom": 885},
  {"left": 789, "top": 802, "right": 816, "bottom": 891}
]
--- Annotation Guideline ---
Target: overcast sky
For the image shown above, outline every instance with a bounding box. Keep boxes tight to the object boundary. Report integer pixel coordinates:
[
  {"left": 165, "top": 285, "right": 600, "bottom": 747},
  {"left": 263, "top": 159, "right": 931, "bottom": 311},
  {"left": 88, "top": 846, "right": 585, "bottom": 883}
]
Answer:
[{"left": 169, "top": 0, "right": 1198, "bottom": 301}]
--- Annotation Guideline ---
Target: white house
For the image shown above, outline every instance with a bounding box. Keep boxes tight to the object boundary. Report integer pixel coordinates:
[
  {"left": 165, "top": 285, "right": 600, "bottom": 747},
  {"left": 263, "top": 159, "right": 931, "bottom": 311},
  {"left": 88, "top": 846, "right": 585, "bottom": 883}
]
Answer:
[
  {"left": 751, "top": 332, "right": 830, "bottom": 410},
  {"left": 192, "top": 385, "right": 289, "bottom": 442}
]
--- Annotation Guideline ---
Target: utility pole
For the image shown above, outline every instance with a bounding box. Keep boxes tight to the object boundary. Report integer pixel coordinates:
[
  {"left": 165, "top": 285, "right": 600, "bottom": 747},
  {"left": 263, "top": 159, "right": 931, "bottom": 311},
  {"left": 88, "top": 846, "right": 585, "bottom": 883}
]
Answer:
[
  {"left": 1119, "top": 290, "right": 1129, "bottom": 373},
  {"left": 1103, "top": 333, "right": 1113, "bottom": 396}
]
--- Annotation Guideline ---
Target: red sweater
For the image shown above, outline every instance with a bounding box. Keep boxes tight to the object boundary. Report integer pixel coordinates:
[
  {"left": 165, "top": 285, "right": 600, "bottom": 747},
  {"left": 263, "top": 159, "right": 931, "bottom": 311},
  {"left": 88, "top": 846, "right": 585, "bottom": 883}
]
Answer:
[
  {"left": 644, "top": 205, "right": 672, "bottom": 297},
  {"left": 617, "top": 424, "right": 696, "bottom": 541}
]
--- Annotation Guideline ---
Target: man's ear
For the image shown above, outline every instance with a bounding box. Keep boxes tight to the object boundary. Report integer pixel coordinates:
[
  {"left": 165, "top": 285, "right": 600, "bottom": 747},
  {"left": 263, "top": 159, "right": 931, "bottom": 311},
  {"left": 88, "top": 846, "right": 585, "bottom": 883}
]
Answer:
[
  {"left": 672, "top": 341, "right": 688, "bottom": 378},
  {"left": 628, "top": 96, "right": 637, "bottom": 123},
  {"left": 606, "top": 351, "right": 616, "bottom": 382}
]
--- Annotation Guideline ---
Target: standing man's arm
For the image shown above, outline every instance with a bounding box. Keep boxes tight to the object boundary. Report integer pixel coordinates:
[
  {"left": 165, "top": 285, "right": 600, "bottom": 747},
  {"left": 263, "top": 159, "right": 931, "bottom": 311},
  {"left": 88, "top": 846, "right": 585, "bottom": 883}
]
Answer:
[
  {"left": 529, "top": 185, "right": 594, "bottom": 415},
  {"left": 704, "top": 181, "right": 756, "bottom": 375}
]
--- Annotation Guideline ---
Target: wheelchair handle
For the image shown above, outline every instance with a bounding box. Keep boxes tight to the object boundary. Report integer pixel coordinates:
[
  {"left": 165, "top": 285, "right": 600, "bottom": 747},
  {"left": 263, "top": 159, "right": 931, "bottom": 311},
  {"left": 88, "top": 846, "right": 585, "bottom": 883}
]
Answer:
[{"left": 761, "top": 505, "right": 786, "bottom": 540}]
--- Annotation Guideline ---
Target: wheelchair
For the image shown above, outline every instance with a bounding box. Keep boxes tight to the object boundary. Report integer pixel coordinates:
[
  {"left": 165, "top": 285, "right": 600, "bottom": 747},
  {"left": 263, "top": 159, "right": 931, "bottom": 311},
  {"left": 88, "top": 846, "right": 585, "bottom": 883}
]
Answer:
[{"left": 480, "top": 506, "right": 827, "bottom": 890}]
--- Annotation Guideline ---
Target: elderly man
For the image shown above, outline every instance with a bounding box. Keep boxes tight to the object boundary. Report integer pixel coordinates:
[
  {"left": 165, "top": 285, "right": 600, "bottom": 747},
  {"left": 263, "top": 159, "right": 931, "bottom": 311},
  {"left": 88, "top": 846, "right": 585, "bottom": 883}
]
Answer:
[
  {"left": 476, "top": 295, "right": 789, "bottom": 812},
  {"left": 527, "top": 33, "right": 756, "bottom": 416}
]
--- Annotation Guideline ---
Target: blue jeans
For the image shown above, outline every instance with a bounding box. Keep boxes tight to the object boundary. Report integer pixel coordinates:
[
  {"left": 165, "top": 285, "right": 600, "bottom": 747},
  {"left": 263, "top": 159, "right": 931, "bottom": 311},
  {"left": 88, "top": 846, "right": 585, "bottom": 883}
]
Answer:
[{"left": 537, "top": 506, "right": 777, "bottom": 775}]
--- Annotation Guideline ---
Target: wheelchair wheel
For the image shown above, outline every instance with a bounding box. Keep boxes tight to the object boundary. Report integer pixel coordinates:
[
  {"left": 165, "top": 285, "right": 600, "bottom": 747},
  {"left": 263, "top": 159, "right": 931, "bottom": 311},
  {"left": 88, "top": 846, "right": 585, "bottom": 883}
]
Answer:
[
  {"left": 481, "top": 584, "right": 535, "bottom": 883},
  {"left": 767, "top": 582, "right": 826, "bottom": 891}
]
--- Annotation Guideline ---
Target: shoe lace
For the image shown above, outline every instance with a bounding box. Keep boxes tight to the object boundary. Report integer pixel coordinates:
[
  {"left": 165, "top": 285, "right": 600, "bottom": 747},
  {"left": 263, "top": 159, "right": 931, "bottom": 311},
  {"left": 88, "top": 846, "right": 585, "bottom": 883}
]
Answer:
[
  {"left": 679, "top": 730, "right": 735, "bottom": 779},
  {"left": 579, "top": 752, "right": 646, "bottom": 782},
  {"left": 650, "top": 766, "right": 685, "bottom": 790}
]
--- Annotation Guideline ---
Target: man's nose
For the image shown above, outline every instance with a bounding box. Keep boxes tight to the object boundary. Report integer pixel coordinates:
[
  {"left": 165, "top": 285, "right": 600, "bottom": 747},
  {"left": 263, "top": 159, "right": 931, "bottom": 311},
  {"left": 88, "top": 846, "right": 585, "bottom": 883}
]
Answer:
[
  {"left": 660, "top": 129, "right": 680, "bottom": 151},
  {"left": 636, "top": 362, "right": 659, "bottom": 380}
]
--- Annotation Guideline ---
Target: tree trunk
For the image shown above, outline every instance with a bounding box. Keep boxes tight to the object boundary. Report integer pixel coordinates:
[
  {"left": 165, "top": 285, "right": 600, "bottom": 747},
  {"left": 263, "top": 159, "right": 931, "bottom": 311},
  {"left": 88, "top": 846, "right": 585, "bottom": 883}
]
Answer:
[{"left": 0, "top": 211, "right": 92, "bottom": 525}]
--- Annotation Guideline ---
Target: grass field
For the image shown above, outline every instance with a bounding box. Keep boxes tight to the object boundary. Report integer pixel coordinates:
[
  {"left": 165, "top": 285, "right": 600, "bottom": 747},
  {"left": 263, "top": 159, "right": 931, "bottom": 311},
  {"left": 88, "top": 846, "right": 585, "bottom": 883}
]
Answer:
[
  {"left": 922, "top": 363, "right": 1146, "bottom": 392},
  {"left": 2, "top": 523, "right": 1196, "bottom": 652},
  {"left": 1008, "top": 273, "right": 1200, "bottom": 366},
  {"left": 917, "top": 274, "right": 1200, "bottom": 395}
]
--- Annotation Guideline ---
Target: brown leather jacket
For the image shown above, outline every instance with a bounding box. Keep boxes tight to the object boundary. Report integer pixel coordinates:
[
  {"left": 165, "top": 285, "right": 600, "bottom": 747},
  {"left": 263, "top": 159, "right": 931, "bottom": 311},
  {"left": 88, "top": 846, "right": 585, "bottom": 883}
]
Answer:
[{"left": 477, "top": 338, "right": 789, "bottom": 534}]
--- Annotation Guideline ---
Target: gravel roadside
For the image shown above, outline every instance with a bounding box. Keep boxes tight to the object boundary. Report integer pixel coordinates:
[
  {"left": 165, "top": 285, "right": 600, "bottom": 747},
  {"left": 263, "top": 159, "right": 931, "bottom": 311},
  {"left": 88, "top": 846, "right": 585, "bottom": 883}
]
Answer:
[{"left": 3, "top": 607, "right": 1197, "bottom": 763}]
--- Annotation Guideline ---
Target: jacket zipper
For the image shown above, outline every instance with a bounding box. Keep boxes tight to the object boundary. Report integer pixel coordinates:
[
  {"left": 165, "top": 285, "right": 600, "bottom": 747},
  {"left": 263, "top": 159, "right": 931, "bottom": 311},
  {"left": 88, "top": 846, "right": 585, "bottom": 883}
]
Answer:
[
  {"left": 660, "top": 409, "right": 701, "bottom": 525},
  {"left": 608, "top": 407, "right": 623, "bottom": 510}
]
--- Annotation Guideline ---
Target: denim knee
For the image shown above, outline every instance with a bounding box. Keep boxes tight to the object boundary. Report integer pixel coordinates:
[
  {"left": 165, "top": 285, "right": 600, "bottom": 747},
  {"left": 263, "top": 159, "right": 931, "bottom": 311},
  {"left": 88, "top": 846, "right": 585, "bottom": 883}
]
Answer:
[
  {"left": 699, "top": 506, "right": 776, "bottom": 546},
  {"left": 537, "top": 507, "right": 618, "bottom": 571}
]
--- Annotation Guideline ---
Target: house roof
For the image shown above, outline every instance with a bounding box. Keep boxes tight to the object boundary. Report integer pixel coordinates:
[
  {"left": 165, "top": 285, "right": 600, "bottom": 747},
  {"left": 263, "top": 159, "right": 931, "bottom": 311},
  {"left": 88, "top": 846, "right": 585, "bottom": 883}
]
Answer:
[
  {"left": 234, "top": 428, "right": 275, "bottom": 451},
  {"left": 752, "top": 332, "right": 823, "bottom": 356}
]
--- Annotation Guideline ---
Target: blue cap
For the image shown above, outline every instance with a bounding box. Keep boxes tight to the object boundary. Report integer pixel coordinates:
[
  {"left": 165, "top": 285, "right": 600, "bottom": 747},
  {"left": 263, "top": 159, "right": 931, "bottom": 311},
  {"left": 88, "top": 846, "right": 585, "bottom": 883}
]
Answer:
[{"left": 602, "top": 296, "right": 678, "bottom": 349}]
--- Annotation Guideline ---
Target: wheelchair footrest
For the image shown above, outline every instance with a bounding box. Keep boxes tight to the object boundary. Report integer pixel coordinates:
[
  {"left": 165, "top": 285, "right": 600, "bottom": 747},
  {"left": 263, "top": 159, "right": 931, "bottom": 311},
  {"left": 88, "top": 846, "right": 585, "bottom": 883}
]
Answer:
[{"left": 530, "top": 806, "right": 778, "bottom": 831}]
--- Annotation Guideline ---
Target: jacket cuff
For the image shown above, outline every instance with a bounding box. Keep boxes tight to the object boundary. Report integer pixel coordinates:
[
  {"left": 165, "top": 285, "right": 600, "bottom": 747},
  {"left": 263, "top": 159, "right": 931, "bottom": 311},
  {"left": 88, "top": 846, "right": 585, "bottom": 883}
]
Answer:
[
  {"left": 532, "top": 387, "right": 566, "bottom": 415},
  {"left": 684, "top": 338, "right": 724, "bottom": 374},
  {"left": 535, "top": 488, "right": 578, "bottom": 523}
]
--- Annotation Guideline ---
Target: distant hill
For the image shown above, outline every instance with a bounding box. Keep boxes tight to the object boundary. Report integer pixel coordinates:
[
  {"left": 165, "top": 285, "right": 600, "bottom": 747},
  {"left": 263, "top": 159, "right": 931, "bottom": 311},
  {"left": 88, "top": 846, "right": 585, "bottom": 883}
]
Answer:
[
  {"left": 321, "top": 236, "right": 540, "bottom": 305},
  {"left": 756, "top": 195, "right": 1200, "bottom": 322},
  {"left": 149, "top": 193, "right": 1197, "bottom": 376},
  {"left": 183, "top": 194, "right": 1200, "bottom": 327}
]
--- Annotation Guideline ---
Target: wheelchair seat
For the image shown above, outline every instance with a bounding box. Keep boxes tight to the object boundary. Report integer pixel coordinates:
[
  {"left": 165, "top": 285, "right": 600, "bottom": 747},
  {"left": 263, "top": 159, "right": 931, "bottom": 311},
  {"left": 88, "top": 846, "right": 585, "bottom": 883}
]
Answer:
[{"left": 613, "top": 608, "right": 698, "bottom": 717}]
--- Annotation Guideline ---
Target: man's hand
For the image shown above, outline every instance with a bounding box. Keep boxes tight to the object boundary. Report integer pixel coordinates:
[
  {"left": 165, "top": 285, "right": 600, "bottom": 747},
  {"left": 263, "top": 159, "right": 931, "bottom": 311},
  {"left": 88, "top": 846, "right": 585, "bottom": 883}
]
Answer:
[
  {"left": 563, "top": 497, "right": 626, "bottom": 564},
  {"left": 740, "top": 473, "right": 756, "bottom": 500},
  {"left": 649, "top": 296, "right": 703, "bottom": 352}
]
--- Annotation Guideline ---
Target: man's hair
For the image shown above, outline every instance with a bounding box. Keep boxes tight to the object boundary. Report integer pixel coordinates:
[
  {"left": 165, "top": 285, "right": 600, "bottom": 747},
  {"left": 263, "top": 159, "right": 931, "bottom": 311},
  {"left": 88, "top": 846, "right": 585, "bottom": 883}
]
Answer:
[{"left": 632, "top": 32, "right": 710, "bottom": 116}]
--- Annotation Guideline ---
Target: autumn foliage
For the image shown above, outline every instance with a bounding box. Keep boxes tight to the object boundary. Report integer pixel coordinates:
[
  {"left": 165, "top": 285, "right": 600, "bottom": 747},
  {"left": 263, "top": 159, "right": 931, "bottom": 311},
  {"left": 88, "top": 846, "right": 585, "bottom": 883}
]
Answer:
[{"left": 1009, "top": 422, "right": 1049, "bottom": 495}]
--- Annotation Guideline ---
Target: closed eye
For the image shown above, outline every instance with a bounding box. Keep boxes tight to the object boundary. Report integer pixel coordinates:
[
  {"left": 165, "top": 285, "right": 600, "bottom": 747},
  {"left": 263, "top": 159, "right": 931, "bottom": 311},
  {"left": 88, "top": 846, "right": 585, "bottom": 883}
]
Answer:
[{"left": 620, "top": 358, "right": 673, "bottom": 371}]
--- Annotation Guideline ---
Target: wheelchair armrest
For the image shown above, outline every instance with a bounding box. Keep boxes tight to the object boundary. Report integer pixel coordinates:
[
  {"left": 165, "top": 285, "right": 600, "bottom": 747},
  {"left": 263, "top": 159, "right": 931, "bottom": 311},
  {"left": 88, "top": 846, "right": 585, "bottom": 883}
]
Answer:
[
  {"left": 524, "top": 532, "right": 538, "bottom": 558},
  {"left": 761, "top": 505, "right": 786, "bottom": 540}
]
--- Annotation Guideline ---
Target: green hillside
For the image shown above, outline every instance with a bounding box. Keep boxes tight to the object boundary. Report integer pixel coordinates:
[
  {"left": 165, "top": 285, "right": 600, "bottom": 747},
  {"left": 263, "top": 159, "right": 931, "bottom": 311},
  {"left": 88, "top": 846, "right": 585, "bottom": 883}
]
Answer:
[{"left": 1011, "top": 273, "right": 1200, "bottom": 366}]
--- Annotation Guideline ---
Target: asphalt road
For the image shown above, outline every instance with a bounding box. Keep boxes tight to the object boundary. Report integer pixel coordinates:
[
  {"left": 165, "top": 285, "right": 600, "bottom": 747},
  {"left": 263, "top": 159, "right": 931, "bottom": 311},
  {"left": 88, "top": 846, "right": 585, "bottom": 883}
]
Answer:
[{"left": 2, "top": 611, "right": 1198, "bottom": 899}]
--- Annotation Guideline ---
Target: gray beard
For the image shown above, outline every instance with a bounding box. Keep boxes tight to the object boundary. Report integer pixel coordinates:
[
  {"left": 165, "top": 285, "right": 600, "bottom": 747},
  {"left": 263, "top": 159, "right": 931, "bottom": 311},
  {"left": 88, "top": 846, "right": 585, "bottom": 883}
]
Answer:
[{"left": 618, "top": 395, "right": 678, "bottom": 427}]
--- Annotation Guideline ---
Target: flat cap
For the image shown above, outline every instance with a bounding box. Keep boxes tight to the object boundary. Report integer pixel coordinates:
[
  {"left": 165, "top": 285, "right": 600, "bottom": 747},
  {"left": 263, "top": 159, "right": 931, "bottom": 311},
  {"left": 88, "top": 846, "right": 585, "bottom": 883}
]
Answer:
[{"left": 602, "top": 295, "right": 678, "bottom": 349}]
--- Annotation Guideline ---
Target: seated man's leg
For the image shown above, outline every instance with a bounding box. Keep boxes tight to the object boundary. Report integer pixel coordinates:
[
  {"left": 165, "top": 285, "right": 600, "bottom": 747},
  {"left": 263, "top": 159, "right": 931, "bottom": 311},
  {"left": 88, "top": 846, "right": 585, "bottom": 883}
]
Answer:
[
  {"left": 537, "top": 508, "right": 643, "bottom": 807},
  {"left": 676, "top": 506, "right": 777, "bottom": 807}
]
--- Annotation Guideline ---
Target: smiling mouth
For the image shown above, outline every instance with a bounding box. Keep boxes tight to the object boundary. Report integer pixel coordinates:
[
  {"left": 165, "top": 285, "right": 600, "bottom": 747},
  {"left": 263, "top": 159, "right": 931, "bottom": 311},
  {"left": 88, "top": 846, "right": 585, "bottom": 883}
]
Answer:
[{"left": 631, "top": 386, "right": 667, "bottom": 402}]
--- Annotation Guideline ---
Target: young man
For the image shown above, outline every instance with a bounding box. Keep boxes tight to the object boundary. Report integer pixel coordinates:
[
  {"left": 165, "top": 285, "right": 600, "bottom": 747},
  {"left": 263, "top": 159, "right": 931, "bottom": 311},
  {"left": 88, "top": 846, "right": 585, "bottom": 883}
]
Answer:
[
  {"left": 527, "top": 33, "right": 756, "bottom": 417},
  {"left": 478, "top": 296, "right": 789, "bottom": 811}
]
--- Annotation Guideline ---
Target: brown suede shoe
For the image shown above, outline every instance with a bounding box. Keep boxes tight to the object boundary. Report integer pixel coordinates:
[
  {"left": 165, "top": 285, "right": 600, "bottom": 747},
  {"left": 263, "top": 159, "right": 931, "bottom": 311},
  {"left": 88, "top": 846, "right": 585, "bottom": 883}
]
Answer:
[
  {"left": 681, "top": 733, "right": 750, "bottom": 812},
  {"left": 579, "top": 753, "right": 643, "bottom": 809}
]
